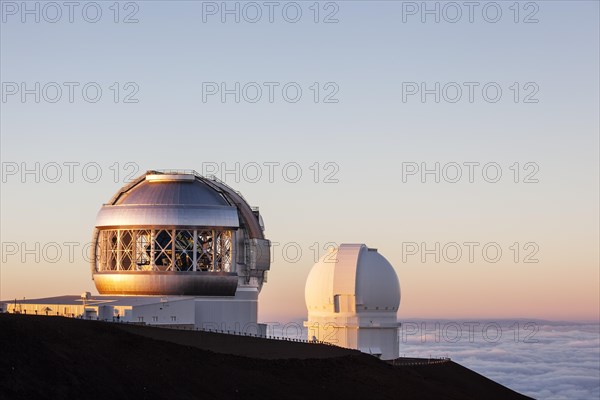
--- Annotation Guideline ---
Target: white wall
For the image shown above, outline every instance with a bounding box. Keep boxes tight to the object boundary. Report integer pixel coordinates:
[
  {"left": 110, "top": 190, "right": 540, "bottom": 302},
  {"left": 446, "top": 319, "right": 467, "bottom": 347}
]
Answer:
[
  {"left": 191, "top": 287, "right": 260, "bottom": 332},
  {"left": 358, "top": 327, "right": 399, "bottom": 360},
  {"left": 132, "top": 298, "right": 195, "bottom": 325}
]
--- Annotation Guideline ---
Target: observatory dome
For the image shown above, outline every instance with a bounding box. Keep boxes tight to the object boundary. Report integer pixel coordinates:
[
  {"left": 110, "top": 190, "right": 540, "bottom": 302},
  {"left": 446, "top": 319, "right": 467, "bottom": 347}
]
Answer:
[
  {"left": 305, "top": 244, "right": 400, "bottom": 314},
  {"left": 114, "top": 178, "right": 231, "bottom": 206},
  {"left": 91, "top": 170, "right": 271, "bottom": 296}
]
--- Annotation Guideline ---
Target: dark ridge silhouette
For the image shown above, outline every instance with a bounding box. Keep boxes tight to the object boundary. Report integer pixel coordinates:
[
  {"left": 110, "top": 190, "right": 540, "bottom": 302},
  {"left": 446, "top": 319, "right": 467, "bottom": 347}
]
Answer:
[{"left": 0, "top": 314, "right": 533, "bottom": 400}]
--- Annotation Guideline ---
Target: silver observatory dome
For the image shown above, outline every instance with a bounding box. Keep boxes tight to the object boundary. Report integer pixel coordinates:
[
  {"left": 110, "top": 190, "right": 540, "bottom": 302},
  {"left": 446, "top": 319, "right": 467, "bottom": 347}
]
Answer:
[{"left": 91, "top": 170, "right": 270, "bottom": 296}]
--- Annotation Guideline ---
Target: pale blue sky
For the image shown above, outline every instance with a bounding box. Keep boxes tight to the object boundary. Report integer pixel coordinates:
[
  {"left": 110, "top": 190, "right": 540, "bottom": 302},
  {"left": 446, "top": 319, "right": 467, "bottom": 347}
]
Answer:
[{"left": 1, "top": 1, "right": 598, "bottom": 321}]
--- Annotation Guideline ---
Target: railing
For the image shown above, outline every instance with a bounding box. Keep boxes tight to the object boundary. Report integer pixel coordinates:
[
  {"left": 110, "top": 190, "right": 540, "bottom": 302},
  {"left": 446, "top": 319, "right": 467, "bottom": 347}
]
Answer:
[
  {"left": 389, "top": 357, "right": 451, "bottom": 366},
  {"left": 86, "top": 316, "right": 335, "bottom": 346},
  {"left": 204, "top": 174, "right": 248, "bottom": 202},
  {"left": 156, "top": 323, "right": 338, "bottom": 346},
  {"left": 154, "top": 169, "right": 198, "bottom": 176}
]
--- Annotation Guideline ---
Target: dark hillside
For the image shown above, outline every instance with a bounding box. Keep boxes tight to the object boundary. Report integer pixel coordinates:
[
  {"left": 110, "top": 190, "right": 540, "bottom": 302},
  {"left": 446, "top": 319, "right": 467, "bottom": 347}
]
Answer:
[{"left": 0, "top": 315, "right": 533, "bottom": 400}]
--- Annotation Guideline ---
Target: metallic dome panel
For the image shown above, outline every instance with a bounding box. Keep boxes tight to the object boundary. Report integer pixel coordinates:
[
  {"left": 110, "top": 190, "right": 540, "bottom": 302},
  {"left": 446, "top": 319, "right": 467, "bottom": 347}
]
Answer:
[
  {"left": 93, "top": 271, "right": 239, "bottom": 296},
  {"left": 115, "top": 180, "right": 230, "bottom": 206},
  {"left": 95, "top": 204, "right": 239, "bottom": 228}
]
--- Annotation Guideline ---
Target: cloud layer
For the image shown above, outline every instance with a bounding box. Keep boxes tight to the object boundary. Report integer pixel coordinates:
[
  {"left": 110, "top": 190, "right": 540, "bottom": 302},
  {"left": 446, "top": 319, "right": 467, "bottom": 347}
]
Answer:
[{"left": 398, "top": 320, "right": 600, "bottom": 400}]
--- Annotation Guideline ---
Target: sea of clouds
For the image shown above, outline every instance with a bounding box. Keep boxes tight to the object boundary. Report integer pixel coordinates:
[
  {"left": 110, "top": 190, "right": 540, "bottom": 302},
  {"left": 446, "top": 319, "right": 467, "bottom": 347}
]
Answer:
[
  {"left": 397, "top": 320, "right": 600, "bottom": 400},
  {"left": 270, "top": 319, "right": 599, "bottom": 400}
]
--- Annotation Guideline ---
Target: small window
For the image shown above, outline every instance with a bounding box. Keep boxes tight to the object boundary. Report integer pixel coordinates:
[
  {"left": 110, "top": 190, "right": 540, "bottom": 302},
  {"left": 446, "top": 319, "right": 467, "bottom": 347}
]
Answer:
[
  {"left": 152, "top": 316, "right": 158, "bottom": 322},
  {"left": 138, "top": 317, "right": 144, "bottom": 322},
  {"left": 170, "top": 316, "right": 176, "bottom": 322}
]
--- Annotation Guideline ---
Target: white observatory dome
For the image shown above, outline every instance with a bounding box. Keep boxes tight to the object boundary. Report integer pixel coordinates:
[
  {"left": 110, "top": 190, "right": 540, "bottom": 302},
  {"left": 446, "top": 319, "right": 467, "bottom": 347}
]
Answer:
[
  {"left": 305, "top": 244, "right": 400, "bottom": 315},
  {"left": 304, "top": 243, "right": 401, "bottom": 360}
]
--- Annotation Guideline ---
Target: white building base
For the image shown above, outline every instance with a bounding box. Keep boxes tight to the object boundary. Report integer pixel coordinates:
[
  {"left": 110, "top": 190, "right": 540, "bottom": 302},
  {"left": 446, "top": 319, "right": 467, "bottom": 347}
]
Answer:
[{"left": 4, "top": 288, "right": 266, "bottom": 336}]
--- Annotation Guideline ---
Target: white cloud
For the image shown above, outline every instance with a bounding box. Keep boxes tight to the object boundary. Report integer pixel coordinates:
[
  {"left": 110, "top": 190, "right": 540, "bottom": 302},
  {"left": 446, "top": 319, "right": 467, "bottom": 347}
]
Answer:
[{"left": 399, "top": 321, "right": 600, "bottom": 400}]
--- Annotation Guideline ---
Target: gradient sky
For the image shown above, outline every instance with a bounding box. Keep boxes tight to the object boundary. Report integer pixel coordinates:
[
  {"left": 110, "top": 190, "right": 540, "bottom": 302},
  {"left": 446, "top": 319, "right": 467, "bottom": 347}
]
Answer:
[{"left": 1, "top": 1, "right": 598, "bottom": 322}]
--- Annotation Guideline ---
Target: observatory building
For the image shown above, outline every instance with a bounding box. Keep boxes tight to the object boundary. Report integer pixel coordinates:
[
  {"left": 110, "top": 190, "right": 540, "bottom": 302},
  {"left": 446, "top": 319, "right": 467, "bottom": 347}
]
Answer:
[
  {"left": 3, "top": 171, "right": 403, "bottom": 359},
  {"left": 304, "top": 244, "right": 401, "bottom": 360},
  {"left": 5, "top": 170, "right": 271, "bottom": 333}
]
